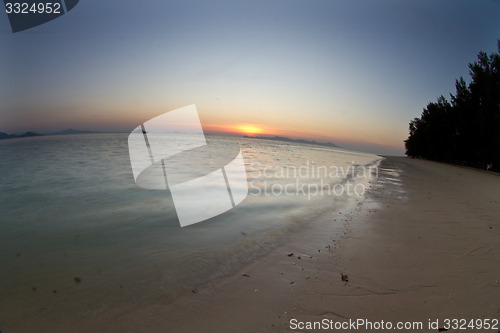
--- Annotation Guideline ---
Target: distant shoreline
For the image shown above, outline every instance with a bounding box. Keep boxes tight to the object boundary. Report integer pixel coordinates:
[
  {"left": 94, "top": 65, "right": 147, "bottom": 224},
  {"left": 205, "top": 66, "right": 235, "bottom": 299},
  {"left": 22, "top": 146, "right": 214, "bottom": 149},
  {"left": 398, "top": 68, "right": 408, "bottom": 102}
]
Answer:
[
  {"left": 0, "top": 131, "right": 44, "bottom": 140},
  {"left": 0, "top": 131, "right": 342, "bottom": 151},
  {"left": 0, "top": 129, "right": 126, "bottom": 140},
  {"left": 243, "top": 135, "right": 341, "bottom": 149}
]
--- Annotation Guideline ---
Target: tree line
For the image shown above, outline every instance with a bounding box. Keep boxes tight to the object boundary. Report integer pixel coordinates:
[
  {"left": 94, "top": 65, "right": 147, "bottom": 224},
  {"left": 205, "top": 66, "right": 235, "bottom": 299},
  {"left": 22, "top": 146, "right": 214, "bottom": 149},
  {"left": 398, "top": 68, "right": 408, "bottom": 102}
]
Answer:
[{"left": 405, "top": 41, "right": 500, "bottom": 171}]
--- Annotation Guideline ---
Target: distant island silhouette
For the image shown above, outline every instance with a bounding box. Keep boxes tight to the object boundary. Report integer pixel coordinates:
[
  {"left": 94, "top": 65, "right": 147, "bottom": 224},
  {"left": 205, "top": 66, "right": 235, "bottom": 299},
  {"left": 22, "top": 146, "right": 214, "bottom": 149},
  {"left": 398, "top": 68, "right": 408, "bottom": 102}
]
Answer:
[
  {"left": 0, "top": 128, "right": 105, "bottom": 140},
  {"left": 47, "top": 128, "right": 104, "bottom": 135},
  {"left": 244, "top": 135, "right": 340, "bottom": 148},
  {"left": 0, "top": 129, "right": 342, "bottom": 151},
  {"left": 0, "top": 131, "right": 43, "bottom": 140}
]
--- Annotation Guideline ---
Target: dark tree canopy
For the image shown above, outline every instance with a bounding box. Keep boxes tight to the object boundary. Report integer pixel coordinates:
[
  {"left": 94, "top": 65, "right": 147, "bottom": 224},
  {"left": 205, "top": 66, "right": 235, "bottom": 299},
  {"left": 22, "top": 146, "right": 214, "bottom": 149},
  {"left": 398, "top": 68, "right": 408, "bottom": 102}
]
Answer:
[{"left": 405, "top": 41, "right": 500, "bottom": 170}]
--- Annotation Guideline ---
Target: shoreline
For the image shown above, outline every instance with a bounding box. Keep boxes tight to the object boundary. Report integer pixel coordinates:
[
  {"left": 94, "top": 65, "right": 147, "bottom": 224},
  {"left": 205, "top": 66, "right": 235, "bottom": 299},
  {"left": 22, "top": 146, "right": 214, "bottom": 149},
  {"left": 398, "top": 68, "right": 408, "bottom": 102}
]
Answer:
[
  {"left": 145, "top": 156, "right": 500, "bottom": 332},
  {"left": 4, "top": 156, "right": 500, "bottom": 332}
]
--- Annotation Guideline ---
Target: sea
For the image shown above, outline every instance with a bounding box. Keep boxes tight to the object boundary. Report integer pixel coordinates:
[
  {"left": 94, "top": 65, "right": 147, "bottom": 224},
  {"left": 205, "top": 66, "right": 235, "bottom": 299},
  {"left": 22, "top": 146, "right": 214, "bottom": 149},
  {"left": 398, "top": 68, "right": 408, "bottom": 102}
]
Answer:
[{"left": 0, "top": 133, "right": 381, "bottom": 324}]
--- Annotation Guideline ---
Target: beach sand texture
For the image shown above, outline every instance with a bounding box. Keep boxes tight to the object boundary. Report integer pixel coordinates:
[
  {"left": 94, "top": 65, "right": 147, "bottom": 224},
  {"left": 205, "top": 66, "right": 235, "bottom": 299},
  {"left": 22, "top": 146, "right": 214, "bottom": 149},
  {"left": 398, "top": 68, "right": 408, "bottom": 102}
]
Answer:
[
  {"left": 151, "top": 157, "right": 500, "bottom": 333},
  {"left": 5, "top": 156, "right": 500, "bottom": 332}
]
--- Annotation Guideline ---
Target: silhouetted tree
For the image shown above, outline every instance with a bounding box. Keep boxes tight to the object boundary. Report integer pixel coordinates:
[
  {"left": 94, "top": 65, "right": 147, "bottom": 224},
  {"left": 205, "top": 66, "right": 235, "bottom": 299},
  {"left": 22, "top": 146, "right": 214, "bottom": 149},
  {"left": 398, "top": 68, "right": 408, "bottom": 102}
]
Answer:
[{"left": 405, "top": 41, "right": 500, "bottom": 170}]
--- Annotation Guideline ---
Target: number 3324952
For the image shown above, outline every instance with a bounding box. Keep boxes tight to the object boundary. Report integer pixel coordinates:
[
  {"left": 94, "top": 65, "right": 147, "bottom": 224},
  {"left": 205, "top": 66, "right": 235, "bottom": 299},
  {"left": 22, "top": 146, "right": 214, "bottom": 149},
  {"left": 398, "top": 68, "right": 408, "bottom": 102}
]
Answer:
[{"left": 5, "top": 2, "right": 62, "bottom": 14}]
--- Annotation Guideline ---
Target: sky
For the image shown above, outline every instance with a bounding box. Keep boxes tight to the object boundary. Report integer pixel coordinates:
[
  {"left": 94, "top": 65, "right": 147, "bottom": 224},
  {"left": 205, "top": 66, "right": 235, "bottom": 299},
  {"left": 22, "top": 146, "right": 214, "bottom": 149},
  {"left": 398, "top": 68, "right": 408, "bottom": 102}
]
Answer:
[{"left": 1, "top": 0, "right": 499, "bottom": 155}]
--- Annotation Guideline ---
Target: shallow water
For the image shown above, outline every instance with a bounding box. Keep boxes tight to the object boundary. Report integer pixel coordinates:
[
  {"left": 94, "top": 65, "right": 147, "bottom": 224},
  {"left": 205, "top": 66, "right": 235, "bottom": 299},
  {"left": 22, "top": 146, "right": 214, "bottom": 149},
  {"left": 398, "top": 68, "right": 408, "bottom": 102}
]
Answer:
[{"left": 0, "top": 133, "right": 380, "bottom": 322}]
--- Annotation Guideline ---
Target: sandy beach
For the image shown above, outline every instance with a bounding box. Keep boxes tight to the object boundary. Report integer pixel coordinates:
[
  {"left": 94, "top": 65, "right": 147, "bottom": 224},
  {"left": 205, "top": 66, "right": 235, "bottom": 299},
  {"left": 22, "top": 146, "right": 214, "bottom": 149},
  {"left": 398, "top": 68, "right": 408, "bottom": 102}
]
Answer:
[
  {"left": 3, "top": 1, "right": 500, "bottom": 332},
  {"left": 5, "top": 156, "right": 500, "bottom": 332},
  {"left": 141, "top": 156, "right": 500, "bottom": 333}
]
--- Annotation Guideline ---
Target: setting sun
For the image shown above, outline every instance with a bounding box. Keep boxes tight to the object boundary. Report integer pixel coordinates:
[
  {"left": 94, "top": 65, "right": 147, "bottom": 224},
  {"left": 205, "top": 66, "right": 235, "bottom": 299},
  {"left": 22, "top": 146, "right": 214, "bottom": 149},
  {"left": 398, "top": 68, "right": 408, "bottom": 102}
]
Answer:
[{"left": 235, "top": 125, "right": 264, "bottom": 135}]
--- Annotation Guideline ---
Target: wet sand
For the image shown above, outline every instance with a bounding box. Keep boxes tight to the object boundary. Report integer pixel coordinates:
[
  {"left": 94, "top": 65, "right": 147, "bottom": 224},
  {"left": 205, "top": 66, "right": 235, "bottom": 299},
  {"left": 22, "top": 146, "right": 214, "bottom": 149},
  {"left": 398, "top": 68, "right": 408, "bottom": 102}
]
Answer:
[
  {"left": 151, "top": 156, "right": 500, "bottom": 332},
  {"left": 5, "top": 156, "right": 500, "bottom": 332}
]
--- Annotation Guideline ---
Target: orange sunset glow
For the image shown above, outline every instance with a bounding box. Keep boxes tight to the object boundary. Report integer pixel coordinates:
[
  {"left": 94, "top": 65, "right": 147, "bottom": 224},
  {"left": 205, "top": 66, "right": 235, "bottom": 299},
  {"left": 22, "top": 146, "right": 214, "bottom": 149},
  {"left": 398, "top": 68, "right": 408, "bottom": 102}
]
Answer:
[{"left": 234, "top": 125, "right": 264, "bottom": 135}]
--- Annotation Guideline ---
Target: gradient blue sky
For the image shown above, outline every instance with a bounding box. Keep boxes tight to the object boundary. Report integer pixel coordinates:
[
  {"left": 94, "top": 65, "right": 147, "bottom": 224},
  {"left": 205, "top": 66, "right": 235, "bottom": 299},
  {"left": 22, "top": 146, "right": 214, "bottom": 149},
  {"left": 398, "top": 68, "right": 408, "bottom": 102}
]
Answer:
[{"left": 1, "top": 0, "right": 499, "bottom": 154}]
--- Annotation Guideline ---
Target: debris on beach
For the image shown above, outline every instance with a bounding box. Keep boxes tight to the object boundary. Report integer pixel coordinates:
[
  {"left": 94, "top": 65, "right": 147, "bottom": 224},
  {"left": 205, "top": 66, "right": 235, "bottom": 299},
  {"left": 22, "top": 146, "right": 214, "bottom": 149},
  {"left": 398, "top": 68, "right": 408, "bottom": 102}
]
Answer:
[
  {"left": 341, "top": 273, "right": 349, "bottom": 283},
  {"left": 298, "top": 256, "right": 302, "bottom": 259},
  {"left": 287, "top": 253, "right": 294, "bottom": 257},
  {"left": 241, "top": 231, "right": 247, "bottom": 236},
  {"left": 74, "top": 276, "right": 82, "bottom": 283},
  {"left": 242, "top": 274, "right": 250, "bottom": 278},
  {"left": 192, "top": 288, "right": 198, "bottom": 294}
]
